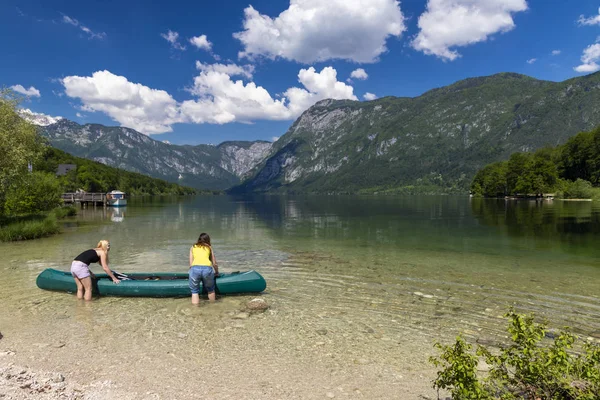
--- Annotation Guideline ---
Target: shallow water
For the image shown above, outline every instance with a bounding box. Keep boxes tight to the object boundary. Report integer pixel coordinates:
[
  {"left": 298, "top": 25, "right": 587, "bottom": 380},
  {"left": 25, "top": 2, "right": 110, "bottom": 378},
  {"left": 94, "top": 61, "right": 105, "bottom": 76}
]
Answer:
[{"left": 1, "top": 195, "right": 599, "bottom": 398}]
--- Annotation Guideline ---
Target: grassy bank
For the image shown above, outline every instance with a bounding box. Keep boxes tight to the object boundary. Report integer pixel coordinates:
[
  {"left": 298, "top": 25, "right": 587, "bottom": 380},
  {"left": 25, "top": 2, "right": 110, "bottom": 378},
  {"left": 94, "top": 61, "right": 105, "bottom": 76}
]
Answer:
[{"left": 0, "top": 206, "right": 77, "bottom": 242}]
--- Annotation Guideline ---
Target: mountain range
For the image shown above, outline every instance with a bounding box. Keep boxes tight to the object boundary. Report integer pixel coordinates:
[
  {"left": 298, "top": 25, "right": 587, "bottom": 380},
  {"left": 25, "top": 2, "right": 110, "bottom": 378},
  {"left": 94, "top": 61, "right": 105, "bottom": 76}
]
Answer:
[
  {"left": 39, "top": 119, "right": 272, "bottom": 190},
  {"left": 234, "top": 72, "right": 600, "bottom": 193},
  {"left": 35, "top": 71, "right": 600, "bottom": 193}
]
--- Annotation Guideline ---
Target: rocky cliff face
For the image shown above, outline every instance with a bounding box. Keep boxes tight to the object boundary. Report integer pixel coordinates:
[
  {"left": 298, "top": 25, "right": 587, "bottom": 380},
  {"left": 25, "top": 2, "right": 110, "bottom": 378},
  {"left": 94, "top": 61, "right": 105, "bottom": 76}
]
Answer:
[
  {"left": 233, "top": 72, "right": 600, "bottom": 193},
  {"left": 41, "top": 120, "right": 272, "bottom": 190}
]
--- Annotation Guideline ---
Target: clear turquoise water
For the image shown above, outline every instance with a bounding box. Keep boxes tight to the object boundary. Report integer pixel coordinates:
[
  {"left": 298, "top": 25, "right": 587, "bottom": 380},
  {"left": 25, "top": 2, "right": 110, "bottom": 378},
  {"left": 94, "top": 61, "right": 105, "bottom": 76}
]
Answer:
[
  {"left": 2, "top": 195, "right": 598, "bottom": 338},
  {"left": 0, "top": 196, "right": 600, "bottom": 398},
  {"left": 0, "top": 195, "right": 599, "bottom": 397}
]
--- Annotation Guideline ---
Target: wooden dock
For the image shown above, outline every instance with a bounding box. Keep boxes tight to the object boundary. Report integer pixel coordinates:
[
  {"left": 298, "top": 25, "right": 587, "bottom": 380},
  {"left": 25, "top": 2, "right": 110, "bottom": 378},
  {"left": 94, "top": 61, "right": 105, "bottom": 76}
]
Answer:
[{"left": 61, "top": 193, "right": 107, "bottom": 207}]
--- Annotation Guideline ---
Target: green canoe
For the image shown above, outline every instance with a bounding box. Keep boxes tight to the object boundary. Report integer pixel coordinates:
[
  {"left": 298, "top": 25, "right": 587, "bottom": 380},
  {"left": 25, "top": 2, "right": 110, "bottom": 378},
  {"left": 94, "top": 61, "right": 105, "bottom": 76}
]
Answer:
[{"left": 36, "top": 268, "right": 267, "bottom": 297}]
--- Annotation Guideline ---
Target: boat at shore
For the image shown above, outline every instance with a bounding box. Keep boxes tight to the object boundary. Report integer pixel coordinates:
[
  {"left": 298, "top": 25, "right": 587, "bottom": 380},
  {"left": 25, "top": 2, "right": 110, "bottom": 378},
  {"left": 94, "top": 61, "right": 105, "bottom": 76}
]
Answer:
[
  {"left": 107, "top": 190, "right": 127, "bottom": 207},
  {"left": 36, "top": 268, "right": 267, "bottom": 297}
]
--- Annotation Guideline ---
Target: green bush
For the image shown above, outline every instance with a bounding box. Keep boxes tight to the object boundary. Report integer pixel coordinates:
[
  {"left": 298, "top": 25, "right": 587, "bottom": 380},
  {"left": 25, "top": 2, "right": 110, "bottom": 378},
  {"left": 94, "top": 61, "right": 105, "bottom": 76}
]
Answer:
[
  {"left": 4, "top": 171, "right": 63, "bottom": 215},
  {"left": 0, "top": 213, "right": 60, "bottom": 241},
  {"left": 431, "top": 309, "right": 600, "bottom": 399},
  {"left": 51, "top": 206, "right": 77, "bottom": 219},
  {"left": 561, "top": 179, "right": 595, "bottom": 199}
]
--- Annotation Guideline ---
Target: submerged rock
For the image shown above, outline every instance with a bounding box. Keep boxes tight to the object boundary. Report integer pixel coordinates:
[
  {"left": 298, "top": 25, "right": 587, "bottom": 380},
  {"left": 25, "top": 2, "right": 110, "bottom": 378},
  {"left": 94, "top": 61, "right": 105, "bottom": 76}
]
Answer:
[
  {"left": 246, "top": 298, "right": 269, "bottom": 312},
  {"left": 545, "top": 329, "right": 560, "bottom": 339},
  {"left": 234, "top": 312, "right": 249, "bottom": 320}
]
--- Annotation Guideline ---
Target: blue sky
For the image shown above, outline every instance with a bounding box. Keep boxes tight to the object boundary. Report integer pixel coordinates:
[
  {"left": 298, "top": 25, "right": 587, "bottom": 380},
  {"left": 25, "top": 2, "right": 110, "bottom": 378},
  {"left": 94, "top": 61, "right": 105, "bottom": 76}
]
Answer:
[{"left": 2, "top": 0, "right": 600, "bottom": 145}]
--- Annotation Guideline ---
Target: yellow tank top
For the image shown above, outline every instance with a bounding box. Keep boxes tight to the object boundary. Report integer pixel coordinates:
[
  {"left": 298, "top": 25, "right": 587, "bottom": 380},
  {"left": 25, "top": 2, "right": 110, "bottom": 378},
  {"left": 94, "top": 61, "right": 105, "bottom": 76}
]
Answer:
[{"left": 191, "top": 245, "right": 212, "bottom": 266}]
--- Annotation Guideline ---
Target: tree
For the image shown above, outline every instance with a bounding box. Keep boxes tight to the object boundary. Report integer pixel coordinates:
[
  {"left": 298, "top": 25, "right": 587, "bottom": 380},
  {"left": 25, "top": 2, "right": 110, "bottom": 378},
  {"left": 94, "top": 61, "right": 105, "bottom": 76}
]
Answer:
[
  {"left": 471, "top": 162, "right": 507, "bottom": 197},
  {"left": 506, "top": 152, "right": 531, "bottom": 194},
  {"left": 515, "top": 148, "right": 559, "bottom": 195},
  {"left": 559, "top": 130, "right": 594, "bottom": 183},
  {"left": 4, "top": 172, "right": 63, "bottom": 215},
  {"left": 0, "top": 89, "right": 44, "bottom": 215}
]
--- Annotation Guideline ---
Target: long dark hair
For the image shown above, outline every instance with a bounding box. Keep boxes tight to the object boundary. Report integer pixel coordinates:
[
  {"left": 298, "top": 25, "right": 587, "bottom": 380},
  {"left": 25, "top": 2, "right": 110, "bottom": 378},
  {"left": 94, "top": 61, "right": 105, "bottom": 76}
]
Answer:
[{"left": 194, "top": 233, "right": 211, "bottom": 248}]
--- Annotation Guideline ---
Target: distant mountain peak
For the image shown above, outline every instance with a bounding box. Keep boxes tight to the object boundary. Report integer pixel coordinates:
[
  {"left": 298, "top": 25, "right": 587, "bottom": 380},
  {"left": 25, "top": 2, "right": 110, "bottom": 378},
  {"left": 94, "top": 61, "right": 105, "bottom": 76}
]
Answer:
[
  {"left": 40, "top": 119, "right": 273, "bottom": 190},
  {"left": 19, "top": 108, "right": 63, "bottom": 126}
]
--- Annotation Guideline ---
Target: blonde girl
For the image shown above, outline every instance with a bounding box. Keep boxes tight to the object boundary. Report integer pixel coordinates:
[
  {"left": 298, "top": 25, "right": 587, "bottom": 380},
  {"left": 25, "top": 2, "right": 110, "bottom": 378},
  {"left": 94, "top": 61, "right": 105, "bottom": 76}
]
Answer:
[{"left": 71, "top": 240, "right": 120, "bottom": 300}]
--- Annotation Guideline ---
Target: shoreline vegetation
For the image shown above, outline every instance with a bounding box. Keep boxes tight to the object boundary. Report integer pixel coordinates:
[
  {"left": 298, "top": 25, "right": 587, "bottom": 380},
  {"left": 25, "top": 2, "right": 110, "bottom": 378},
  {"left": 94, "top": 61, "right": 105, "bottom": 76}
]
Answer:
[
  {"left": 0, "top": 88, "right": 209, "bottom": 242},
  {"left": 0, "top": 206, "right": 76, "bottom": 242},
  {"left": 471, "top": 126, "right": 600, "bottom": 201},
  {"left": 431, "top": 309, "right": 600, "bottom": 399}
]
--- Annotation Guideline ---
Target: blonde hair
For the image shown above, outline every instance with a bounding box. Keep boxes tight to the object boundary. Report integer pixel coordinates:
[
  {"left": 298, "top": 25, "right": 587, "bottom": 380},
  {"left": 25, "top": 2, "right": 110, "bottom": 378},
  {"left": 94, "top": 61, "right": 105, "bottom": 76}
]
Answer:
[{"left": 96, "top": 240, "right": 110, "bottom": 261}]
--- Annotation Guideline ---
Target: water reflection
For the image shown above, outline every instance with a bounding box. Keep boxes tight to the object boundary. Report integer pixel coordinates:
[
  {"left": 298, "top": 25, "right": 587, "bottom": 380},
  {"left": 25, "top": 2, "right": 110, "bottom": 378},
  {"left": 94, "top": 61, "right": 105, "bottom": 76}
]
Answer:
[
  {"left": 110, "top": 207, "right": 126, "bottom": 222},
  {"left": 470, "top": 198, "right": 600, "bottom": 257}
]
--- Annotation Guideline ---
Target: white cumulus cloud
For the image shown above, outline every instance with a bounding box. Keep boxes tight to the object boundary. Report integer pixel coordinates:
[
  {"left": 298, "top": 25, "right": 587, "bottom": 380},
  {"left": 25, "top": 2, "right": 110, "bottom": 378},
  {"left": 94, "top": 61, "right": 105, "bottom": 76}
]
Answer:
[
  {"left": 363, "top": 92, "right": 377, "bottom": 100},
  {"left": 283, "top": 67, "right": 358, "bottom": 116},
  {"left": 62, "top": 70, "right": 184, "bottom": 134},
  {"left": 551, "top": 50, "right": 561, "bottom": 56},
  {"left": 11, "top": 84, "right": 41, "bottom": 97},
  {"left": 195, "top": 61, "right": 255, "bottom": 79},
  {"left": 62, "top": 15, "right": 106, "bottom": 39},
  {"left": 183, "top": 66, "right": 357, "bottom": 124},
  {"left": 189, "top": 34, "right": 212, "bottom": 51},
  {"left": 161, "top": 30, "right": 186, "bottom": 50},
  {"left": 350, "top": 68, "right": 369, "bottom": 80},
  {"left": 61, "top": 66, "right": 357, "bottom": 134},
  {"left": 233, "top": 0, "right": 406, "bottom": 63},
  {"left": 578, "top": 8, "right": 600, "bottom": 26},
  {"left": 526, "top": 58, "right": 536, "bottom": 64},
  {"left": 412, "top": 0, "right": 528, "bottom": 61},
  {"left": 574, "top": 43, "right": 600, "bottom": 73}
]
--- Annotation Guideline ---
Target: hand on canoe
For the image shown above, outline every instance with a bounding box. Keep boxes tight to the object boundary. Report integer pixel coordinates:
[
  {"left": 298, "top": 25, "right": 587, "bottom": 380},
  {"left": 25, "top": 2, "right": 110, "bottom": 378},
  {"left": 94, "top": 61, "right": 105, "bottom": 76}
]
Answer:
[{"left": 112, "top": 278, "right": 121, "bottom": 284}]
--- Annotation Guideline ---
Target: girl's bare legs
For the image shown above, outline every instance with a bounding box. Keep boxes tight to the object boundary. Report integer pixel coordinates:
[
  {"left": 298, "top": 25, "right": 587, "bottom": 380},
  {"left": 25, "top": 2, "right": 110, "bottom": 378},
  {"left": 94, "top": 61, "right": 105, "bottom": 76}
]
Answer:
[
  {"left": 208, "top": 292, "right": 216, "bottom": 302},
  {"left": 191, "top": 293, "right": 200, "bottom": 304},
  {"left": 81, "top": 277, "right": 93, "bottom": 301},
  {"left": 73, "top": 276, "right": 84, "bottom": 299}
]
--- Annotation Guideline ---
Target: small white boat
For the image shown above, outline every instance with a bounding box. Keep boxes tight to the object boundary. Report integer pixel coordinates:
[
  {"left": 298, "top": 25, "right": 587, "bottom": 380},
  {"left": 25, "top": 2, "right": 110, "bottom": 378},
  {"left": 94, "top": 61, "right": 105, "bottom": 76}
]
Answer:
[{"left": 107, "top": 190, "right": 127, "bottom": 207}]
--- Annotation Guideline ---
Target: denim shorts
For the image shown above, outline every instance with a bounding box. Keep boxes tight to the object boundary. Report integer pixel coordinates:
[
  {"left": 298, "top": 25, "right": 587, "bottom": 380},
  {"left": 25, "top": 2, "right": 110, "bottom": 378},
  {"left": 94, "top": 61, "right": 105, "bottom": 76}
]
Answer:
[{"left": 189, "top": 265, "right": 215, "bottom": 294}]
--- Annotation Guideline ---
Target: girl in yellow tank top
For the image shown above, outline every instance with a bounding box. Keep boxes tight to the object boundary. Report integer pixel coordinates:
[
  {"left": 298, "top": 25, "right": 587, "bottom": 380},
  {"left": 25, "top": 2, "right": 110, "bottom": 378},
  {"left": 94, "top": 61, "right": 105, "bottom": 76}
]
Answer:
[
  {"left": 191, "top": 244, "right": 212, "bottom": 266},
  {"left": 188, "top": 233, "right": 219, "bottom": 304}
]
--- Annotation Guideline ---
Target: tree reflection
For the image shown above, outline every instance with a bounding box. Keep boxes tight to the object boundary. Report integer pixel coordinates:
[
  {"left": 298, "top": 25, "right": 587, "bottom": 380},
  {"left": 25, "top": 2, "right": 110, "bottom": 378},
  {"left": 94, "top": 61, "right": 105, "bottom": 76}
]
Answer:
[{"left": 470, "top": 197, "right": 600, "bottom": 244}]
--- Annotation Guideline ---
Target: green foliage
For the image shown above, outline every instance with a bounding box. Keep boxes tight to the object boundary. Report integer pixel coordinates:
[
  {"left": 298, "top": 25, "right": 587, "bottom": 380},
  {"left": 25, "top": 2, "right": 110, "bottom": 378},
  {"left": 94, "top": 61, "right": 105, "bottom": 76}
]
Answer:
[
  {"left": 0, "top": 89, "right": 45, "bottom": 214},
  {"left": 430, "top": 309, "right": 600, "bottom": 399},
  {"left": 430, "top": 336, "right": 491, "bottom": 400},
  {"left": 558, "top": 179, "right": 595, "bottom": 199},
  {"left": 0, "top": 206, "right": 76, "bottom": 242},
  {"left": 35, "top": 147, "right": 202, "bottom": 196},
  {"left": 0, "top": 213, "right": 60, "bottom": 241},
  {"left": 4, "top": 171, "right": 63, "bottom": 215},
  {"left": 471, "top": 126, "right": 600, "bottom": 198},
  {"left": 471, "top": 162, "right": 508, "bottom": 197},
  {"left": 51, "top": 205, "right": 77, "bottom": 219}
]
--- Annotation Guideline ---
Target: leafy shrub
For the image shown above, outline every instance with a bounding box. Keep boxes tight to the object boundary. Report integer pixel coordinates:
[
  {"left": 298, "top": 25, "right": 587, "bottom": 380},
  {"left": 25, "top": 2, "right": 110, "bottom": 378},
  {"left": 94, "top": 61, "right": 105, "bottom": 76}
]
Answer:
[
  {"left": 4, "top": 171, "right": 63, "bottom": 215},
  {"left": 51, "top": 206, "right": 77, "bottom": 219},
  {"left": 430, "top": 309, "right": 600, "bottom": 399},
  {"left": 0, "top": 213, "right": 59, "bottom": 241},
  {"left": 562, "top": 179, "right": 594, "bottom": 199}
]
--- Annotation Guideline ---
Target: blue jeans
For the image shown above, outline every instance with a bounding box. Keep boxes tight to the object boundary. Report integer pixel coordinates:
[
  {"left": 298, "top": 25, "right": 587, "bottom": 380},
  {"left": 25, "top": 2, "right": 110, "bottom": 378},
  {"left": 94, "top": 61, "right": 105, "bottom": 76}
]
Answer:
[{"left": 189, "top": 266, "right": 215, "bottom": 294}]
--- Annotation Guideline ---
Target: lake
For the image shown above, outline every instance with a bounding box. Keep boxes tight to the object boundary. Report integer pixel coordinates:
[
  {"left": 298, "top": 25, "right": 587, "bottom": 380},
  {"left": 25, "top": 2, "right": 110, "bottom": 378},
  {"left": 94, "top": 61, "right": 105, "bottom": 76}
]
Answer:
[{"left": 1, "top": 195, "right": 599, "bottom": 398}]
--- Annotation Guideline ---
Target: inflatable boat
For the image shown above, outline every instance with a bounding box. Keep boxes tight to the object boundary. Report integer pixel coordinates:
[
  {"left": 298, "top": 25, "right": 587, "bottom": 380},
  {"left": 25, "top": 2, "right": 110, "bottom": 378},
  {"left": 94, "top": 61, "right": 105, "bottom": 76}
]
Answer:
[{"left": 36, "top": 268, "right": 266, "bottom": 297}]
